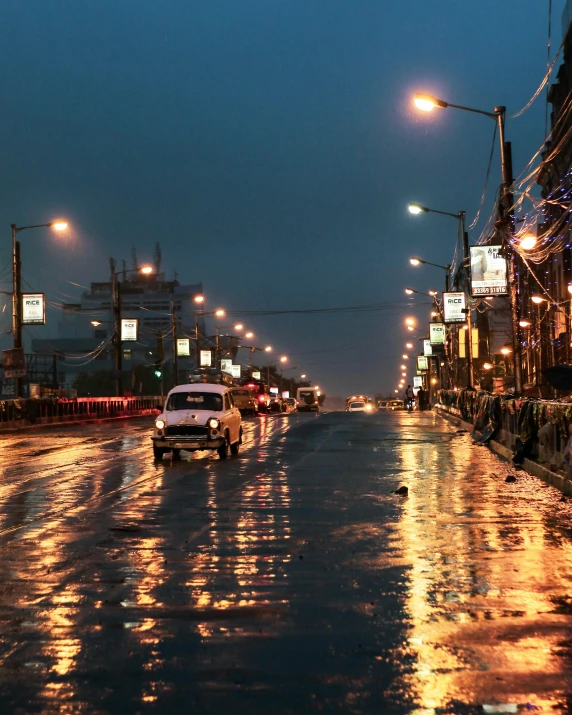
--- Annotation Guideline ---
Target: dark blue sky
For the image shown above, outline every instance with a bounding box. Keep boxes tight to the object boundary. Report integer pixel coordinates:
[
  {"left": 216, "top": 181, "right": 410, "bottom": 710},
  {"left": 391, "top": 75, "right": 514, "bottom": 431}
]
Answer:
[{"left": 0, "top": 0, "right": 559, "bottom": 396}]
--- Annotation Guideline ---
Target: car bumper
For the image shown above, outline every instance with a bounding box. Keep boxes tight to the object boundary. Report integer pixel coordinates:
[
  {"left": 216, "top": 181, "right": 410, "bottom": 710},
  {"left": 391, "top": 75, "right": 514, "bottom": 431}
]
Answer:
[{"left": 152, "top": 435, "right": 224, "bottom": 450}]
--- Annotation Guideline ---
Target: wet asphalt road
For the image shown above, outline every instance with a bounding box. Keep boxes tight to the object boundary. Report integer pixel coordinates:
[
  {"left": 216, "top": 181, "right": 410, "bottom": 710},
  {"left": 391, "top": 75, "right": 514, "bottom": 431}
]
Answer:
[{"left": 0, "top": 410, "right": 572, "bottom": 714}]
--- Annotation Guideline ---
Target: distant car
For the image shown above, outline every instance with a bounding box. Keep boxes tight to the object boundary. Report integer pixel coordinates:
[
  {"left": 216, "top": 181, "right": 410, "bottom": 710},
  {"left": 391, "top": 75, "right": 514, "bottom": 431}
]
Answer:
[
  {"left": 387, "top": 399, "right": 404, "bottom": 410},
  {"left": 282, "top": 397, "right": 297, "bottom": 413},
  {"left": 377, "top": 400, "right": 388, "bottom": 410},
  {"left": 230, "top": 387, "right": 258, "bottom": 416},
  {"left": 269, "top": 393, "right": 283, "bottom": 412},
  {"left": 152, "top": 383, "right": 242, "bottom": 460},
  {"left": 347, "top": 400, "right": 366, "bottom": 412}
]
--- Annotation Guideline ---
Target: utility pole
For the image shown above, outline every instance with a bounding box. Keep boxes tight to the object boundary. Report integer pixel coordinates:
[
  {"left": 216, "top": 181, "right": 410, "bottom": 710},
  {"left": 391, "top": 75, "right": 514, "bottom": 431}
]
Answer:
[
  {"left": 111, "top": 266, "right": 122, "bottom": 397},
  {"left": 171, "top": 300, "right": 178, "bottom": 387},
  {"left": 195, "top": 313, "right": 200, "bottom": 369},
  {"left": 157, "top": 331, "right": 164, "bottom": 397},
  {"left": 460, "top": 213, "right": 474, "bottom": 388},
  {"left": 496, "top": 107, "right": 522, "bottom": 394},
  {"left": 12, "top": 230, "right": 23, "bottom": 398}
]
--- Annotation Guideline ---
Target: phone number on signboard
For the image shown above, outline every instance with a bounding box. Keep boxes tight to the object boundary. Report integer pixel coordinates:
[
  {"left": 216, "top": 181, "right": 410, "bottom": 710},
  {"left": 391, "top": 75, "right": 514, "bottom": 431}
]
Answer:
[{"left": 473, "top": 286, "right": 507, "bottom": 295}]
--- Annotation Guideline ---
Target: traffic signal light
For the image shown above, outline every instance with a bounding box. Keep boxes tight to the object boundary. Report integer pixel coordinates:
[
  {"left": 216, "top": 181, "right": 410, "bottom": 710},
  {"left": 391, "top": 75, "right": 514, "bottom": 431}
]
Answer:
[{"left": 154, "top": 331, "right": 163, "bottom": 379}]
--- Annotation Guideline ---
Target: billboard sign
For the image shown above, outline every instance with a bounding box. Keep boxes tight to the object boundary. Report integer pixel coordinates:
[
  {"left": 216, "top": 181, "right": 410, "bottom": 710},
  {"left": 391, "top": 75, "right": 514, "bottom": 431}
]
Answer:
[
  {"left": 176, "top": 339, "right": 190, "bottom": 356},
  {"left": 121, "top": 319, "right": 138, "bottom": 341},
  {"left": 22, "top": 293, "right": 46, "bottom": 325},
  {"left": 423, "top": 339, "right": 432, "bottom": 356},
  {"left": 2, "top": 348, "right": 26, "bottom": 378},
  {"left": 430, "top": 323, "right": 445, "bottom": 344},
  {"left": 252, "top": 371, "right": 261, "bottom": 380},
  {"left": 230, "top": 364, "right": 241, "bottom": 379},
  {"left": 413, "top": 376, "right": 423, "bottom": 388},
  {"left": 470, "top": 245, "right": 508, "bottom": 296},
  {"left": 220, "top": 359, "right": 232, "bottom": 373},
  {"left": 443, "top": 292, "right": 466, "bottom": 323},
  {"left": 417, "top": 356, "right": 429, "bottom": 371},
  {"left": 200, "top": 350, "right": 212, "bottom": 367}
]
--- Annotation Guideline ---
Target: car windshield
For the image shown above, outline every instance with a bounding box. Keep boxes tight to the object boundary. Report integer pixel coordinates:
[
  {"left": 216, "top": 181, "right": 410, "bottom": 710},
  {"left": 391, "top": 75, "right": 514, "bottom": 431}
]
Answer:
[
  {"left": 166, "top": 391, "right": 223, "bottom": 412},
  {"left": 350, "top": 402, "right": 364, "bottom": 408},
  {"left": 232, "top": 389, "right": 249, "bottom": 396}
]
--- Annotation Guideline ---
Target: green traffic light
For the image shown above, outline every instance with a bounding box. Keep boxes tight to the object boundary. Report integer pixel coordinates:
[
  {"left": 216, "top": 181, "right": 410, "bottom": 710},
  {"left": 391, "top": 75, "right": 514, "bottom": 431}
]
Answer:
[{"left": 154, "top": 369, "right": 162, "bottom": 378}]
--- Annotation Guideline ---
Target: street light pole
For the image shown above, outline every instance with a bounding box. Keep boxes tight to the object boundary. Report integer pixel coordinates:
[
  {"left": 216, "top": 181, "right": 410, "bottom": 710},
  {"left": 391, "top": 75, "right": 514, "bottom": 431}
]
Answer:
[
  {"left": 11, "top": 220, "right": 68, "bottom": 398},
  {"left": 413, "top": 94, "right": 522, "bottom": 393},
  {"left": 495, "top": 107, "right": 523, "bottom": 394},
  {"left": 171, "top": 300, "right": 178, "bottom": 387}
]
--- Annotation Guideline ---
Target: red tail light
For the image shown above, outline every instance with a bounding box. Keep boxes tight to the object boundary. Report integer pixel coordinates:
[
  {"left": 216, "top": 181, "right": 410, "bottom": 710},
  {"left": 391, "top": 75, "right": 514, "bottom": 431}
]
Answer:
[{"left": 258, "top": 395, "right": 266, "bottom": 402}]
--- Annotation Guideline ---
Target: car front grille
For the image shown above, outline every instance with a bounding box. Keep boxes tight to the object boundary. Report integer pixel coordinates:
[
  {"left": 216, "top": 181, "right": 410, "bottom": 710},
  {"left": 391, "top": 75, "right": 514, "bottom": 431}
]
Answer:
[{"left": 165, "top": 425, "right": 209, "bottom": 437}]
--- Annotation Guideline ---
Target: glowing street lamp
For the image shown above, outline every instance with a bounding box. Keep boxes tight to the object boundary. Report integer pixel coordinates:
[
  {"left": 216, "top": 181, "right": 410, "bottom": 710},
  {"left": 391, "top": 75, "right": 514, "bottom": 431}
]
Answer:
[
  {"left": 531, "top": 295, "right": 546, "bottom": 304},
  {"left": 519, "top": 233, "right": 537, "bottom": 251},
  {"left": 406, "top": 343, "right": 414, "bottom": 349},
  {"left": 194, "top": 294, "right": 205, "bottom": 304},
  {"left": 215, "top": 308, "right": 226, "bottom": 318},
  {"left": 519, "top": 319, "right": 531, "bottom": 328},
  {"left": 265, "top": 346, "right": 272, "bottom": 352},
  {"left": 234, "top": 323, "right": 244, "bottom": 331},
  {"left": 245, "top": 332, "right": 254, "bottom": 339},
  {"left": 280, "top": 356, "right": 288, "bottom": 363}
]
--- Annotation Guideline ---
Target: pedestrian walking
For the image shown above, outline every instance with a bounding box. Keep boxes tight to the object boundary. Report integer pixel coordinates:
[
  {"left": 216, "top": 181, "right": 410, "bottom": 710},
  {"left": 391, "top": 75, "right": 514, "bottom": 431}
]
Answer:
[
  {"left": 404, "top": 384, "right": 414, "bottom": 412},
  {"left": 417, "top": 387, "right": 426, "bottom": 412}
]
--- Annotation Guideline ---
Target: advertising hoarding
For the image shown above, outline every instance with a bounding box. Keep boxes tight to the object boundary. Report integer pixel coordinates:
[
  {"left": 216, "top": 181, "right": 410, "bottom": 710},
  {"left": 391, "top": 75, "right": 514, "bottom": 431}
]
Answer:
[
  {"left": 423, "top": 339, "right": 432, "bottom": 356},
  {"left": 417, "top": 356, "right": 429, "bottom": 371},
  {"left": 230, "top": 364, "right": 241, "bottom": 379},
  {"left": 2, "top": 348, "right": 26, "bottom": 378},
  {"left": 176, "top": 339, "right": 190, "bottom": 356},
  {"left": 200, "top": 350, "right": 212, "bottom": 367},
  {"left": 413, "top": 376, "right": 423, "bottom": 388},
  {"left": 121, "top": 319, "right": 138, "bottom": 341},
  {"left": 252, "top": 371, "right": 261, "bottom": 380},
  {"left": 220, "top": 359, "right": 232, "bottom": 373},
  {"left": 470, "top": 245, "right": 508, "bottom": 296},
  {"left": 443, "top": 292, "right": 466, "bottom": 323},
  {"left": 429, "top": 323, "right": 445, "bottom": 344},
  {"left": 22, "top": 293, "right": 45, "bottom": 325}
]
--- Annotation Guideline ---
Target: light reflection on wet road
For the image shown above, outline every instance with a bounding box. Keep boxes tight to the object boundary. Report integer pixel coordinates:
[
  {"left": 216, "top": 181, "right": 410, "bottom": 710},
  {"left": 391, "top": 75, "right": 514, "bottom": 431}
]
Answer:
[{"left": 0, "top": 410, "right": 572, "bottom": 713}]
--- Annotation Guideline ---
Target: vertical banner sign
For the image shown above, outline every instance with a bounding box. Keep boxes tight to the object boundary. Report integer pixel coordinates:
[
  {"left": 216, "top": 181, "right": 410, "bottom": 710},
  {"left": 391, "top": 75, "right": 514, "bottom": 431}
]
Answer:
[
  {"left": 230, "top": 364, "right": 241, "bottom": 378},
  {"left": 443, "top": 292, "right": 466, "bottom": 323},
  {"left": 423, "top": 339, "right": 432, "bottom": 356},
  {"left": 252, "top": 371, "right": 261, "bottom": 380},
  {"left": 413, "top": 376, "right": 423, "bottom": 388},
  {"left": 121, "top": 319, "right": 138, "bottom": 341},
  {"left": 200, "top": 350, "right": 212, "bottom": 367},
  {"left": 22, "top": 293, "right": 46, "bottom": 325},
  {"left": 470, "top": 245, "right": 508, "bottom": 295},
  {"left": 220, "top": 359, "right": 232, "bottom": 373},
  {"left": 429, "top": 323, "right": 445, "bottom": 344},
  {"left": 176, "top": 339, "right": 190, "bottom": 356},
  {"left": 417, "top": 356, "right": 429, "bottom": 371}
]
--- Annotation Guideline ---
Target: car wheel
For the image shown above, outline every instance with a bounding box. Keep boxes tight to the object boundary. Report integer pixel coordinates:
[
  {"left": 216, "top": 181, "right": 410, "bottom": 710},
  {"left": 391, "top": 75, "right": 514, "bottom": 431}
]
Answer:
[
  {"left": 153, "top": 445, "right": 166, "bottom": 460},
  {"left": 172, "top": 448, "right": 181, "bottom": 460},
  {"left": 218, "top": 433, "right": 230, "bottom": 460},
  {"left": 230, "top": 436, "right": 240, "bottom": 457}
]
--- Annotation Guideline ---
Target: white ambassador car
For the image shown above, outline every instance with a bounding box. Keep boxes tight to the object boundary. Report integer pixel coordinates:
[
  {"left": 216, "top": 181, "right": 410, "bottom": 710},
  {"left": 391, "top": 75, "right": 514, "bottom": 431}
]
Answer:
[{"left": 152, "top": 383, "right": 242, "bottom": 460}]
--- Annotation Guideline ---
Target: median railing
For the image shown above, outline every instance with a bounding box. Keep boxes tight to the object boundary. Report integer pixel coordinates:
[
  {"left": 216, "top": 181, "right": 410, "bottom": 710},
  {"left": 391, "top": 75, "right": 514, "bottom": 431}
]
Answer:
[
  {"left": 0, "top": 396, "right": 163, "bottom": 430},
  {"left": 437, "top": 389, "right": 572, "bottom": 474}
]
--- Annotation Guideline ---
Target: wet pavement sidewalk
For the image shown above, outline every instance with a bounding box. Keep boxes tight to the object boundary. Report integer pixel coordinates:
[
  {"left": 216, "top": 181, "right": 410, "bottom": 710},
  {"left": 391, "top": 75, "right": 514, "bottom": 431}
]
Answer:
[{"left": 0, "top": 410, "right": 572, "bottom": 713}]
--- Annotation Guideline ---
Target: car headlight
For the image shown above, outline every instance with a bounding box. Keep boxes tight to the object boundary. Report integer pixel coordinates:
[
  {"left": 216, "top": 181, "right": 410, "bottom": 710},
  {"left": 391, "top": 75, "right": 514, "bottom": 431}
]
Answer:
[
  {"left": 209, "top": 418, "right": 220, "bottom": 429},
  {"left": 155, "top": 419, "right": 165, "bottom": 430}
]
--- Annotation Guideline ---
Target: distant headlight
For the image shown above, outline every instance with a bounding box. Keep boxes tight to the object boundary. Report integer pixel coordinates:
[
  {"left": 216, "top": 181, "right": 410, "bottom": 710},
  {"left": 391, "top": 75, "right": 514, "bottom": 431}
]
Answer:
[
  {"left": 365, "top": 404, "right": 373, "bottom": 412},
  {"left": 209, "top": 418, "right": 220, "bottom": 429}
]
